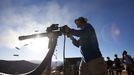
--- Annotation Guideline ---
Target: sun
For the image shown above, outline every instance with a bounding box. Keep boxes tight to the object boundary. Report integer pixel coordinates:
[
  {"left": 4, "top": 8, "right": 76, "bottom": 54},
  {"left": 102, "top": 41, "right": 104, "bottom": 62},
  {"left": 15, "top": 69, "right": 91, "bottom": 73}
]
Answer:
[
  {"left": 15, "top": 36, "right": 50, "bottom": 60},
  {"left": 27, "top": 37, "right": 49, "bottom": 53},
  {"left": 15, "top": 32, "right": 50, "bottom": 60}
]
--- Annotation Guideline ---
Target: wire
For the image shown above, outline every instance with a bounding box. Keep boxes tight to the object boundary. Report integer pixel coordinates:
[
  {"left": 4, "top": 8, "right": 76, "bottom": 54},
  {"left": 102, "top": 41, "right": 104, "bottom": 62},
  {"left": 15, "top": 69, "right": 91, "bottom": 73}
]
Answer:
[{"left": 63, "top": 34, "right": 66, "bottom": 75}]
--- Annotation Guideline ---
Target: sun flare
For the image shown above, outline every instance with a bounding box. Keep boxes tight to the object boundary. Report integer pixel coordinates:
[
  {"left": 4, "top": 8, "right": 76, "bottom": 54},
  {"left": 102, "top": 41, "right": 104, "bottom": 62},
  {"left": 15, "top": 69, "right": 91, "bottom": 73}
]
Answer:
[
  {"left": 27, "top": 37, "right": 49, "bottom": 53},
  {"left": 17, "top": 37, "right": 49, "bottom": 54}
]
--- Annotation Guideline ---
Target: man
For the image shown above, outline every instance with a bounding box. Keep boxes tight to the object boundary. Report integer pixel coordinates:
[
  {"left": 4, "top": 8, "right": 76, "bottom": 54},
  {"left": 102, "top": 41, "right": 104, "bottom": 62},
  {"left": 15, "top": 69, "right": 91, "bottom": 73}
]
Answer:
[
  {"left": 114, "top": 54, "right": 122, "bottom": 75},
  {"left": 122, "top": 50, "right": 134, "bottom": 75},
  {"left": 106, "top": 57, "right": 114, "bottom": 75},
  {"left": 64, "top": 17, "right": 108, "bottom": 75}
]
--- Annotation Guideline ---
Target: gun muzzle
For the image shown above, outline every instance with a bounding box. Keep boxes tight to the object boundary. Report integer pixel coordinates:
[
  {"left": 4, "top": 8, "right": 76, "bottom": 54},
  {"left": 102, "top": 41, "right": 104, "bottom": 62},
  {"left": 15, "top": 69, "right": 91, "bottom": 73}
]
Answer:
[{"left": 19, "top": 33, "right": 47, "bottom": 40}]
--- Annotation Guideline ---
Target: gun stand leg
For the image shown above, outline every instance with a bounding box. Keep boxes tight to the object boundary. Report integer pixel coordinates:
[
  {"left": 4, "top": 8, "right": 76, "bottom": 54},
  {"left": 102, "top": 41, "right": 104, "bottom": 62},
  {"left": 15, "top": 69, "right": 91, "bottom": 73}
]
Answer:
[{"left": 26, "top": 34, "right": 58, "bottom": 75}]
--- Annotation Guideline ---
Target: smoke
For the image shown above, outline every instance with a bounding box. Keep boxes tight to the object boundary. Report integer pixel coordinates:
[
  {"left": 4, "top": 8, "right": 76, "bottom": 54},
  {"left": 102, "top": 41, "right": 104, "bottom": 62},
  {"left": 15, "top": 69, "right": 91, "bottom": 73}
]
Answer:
[
  {"left": 0, "top": 1, "right": 74, "bottom": 48},
  {"left": 0, "top": 0, "right": 104, "bottom": 49}
]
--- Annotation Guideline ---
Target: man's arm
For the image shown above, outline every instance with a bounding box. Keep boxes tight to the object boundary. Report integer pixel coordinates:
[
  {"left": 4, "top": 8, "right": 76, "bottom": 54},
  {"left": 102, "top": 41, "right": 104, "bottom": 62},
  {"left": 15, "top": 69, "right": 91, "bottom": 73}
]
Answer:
[
  {"left": 70, "top": 29, "right": 83, "bottom": 37},
  {"left": 69, "top": 35, "right": 79, "bottom": 47},
  {"left": 63, "top": 25, "right": 85, "bottom": 37}
]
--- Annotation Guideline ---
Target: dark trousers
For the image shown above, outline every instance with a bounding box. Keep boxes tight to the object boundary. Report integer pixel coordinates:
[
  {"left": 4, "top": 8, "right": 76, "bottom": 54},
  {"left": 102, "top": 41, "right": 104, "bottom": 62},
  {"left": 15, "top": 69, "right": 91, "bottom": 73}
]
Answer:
[{"left": 126, "top": 64, "right": 134, "bottom": 75}]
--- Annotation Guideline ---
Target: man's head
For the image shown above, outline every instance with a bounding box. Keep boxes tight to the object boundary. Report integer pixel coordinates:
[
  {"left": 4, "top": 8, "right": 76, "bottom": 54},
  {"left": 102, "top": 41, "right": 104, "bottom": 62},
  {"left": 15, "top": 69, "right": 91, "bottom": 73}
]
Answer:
[
  {"left": 107, "top": 57, "right": 110, "bottom": 60},
  {"left": 74, "top": 17, "right": 88, "bottom": 28},
  {"left": 123, "top": 50, "right": 127, "bottom": 55},
  {"left": 114, "top": 54, "right": 118, "bottom": 58}
]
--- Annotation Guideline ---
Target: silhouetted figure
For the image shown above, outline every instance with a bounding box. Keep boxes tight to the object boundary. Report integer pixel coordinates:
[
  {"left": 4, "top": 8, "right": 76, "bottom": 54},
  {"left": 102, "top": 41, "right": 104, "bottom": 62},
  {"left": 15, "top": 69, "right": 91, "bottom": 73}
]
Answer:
[
  {"left": 64, "top": 17, "right": 108, "bottom": 75},
  {"left": 122, "top": 50, "right": 134, "bottom": 75},
  {"left": 114, "top": 54, "right": 122, "bottom": 75},
  {"left": 106, "top": 57, "right": 114, "bottom": 75}
]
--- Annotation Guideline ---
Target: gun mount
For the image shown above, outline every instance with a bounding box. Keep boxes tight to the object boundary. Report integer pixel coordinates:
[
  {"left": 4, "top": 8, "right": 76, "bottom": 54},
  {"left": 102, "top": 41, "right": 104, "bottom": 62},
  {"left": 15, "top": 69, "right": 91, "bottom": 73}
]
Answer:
[{"left": 18, "top": 24, "right": 66, "bottom": 75}]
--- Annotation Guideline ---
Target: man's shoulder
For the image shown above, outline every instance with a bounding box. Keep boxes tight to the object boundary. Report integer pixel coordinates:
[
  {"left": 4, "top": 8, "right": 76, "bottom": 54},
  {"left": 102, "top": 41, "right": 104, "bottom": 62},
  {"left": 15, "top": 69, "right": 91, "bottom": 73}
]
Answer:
[
  {"left": 86, "top": 23, "right": 92, "bottom": 26},
  {"left": 84, "top": 23, "right": 94, "bottom": 29}
]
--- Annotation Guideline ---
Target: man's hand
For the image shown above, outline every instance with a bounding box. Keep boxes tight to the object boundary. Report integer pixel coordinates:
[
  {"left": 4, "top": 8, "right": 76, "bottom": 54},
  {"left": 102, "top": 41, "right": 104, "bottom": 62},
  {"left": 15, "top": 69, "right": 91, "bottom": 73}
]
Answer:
[
  {"left": 63, "top": 25, "right": 71, "bottom": 37},
  {"left": 69, "top": 35, "right": 80, "bottom": 47}
]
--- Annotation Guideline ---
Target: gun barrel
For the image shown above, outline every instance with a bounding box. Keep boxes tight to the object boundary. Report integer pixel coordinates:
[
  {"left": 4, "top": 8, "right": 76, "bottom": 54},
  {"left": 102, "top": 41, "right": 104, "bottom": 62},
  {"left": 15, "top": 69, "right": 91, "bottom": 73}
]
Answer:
[{"left": 19, "top": 33, "right": 47, "bottom": 40}]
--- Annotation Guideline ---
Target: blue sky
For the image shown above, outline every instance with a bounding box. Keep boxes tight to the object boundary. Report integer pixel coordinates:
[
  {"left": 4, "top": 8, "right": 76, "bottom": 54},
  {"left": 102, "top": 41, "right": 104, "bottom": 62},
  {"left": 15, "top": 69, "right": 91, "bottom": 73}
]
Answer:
[{"left": 0, "top": 0, "right": 134, "bottom": 61}]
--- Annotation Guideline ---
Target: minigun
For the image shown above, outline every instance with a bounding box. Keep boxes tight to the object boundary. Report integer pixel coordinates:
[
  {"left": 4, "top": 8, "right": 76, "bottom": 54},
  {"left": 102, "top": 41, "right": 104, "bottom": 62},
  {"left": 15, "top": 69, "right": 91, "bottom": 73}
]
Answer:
[
  {"left": 19, "top": 24, "right": 66, "bottom": 49},
  {"left": 19, "top": 24, "right": 65, "bottom": 40}
]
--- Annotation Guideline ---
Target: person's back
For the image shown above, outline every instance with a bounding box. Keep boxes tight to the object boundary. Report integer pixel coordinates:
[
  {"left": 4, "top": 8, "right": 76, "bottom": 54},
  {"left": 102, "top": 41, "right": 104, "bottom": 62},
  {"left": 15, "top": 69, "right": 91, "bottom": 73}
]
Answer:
[
  {"left": 106, "top": 57, "right": 114, "bottom": 75},
  {"left": 114, "top": 58, "right": 121, "bottom": 68},
  {"left": 114, "top": 54, "right": 122, "bottom": 75},
  {"left": 77, "top": 23, "right": 102, "bottom": 62},
  {"left": 107, "top": 57, "right": 113, "bottom": 69}
]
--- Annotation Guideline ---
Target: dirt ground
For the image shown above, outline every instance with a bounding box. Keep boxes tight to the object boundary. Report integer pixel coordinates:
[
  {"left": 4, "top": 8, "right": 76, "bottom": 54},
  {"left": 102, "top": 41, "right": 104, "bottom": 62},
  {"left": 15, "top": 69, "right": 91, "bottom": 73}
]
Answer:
[{"left": 108, "top": 70, "right": 127, "bottom": 75}]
